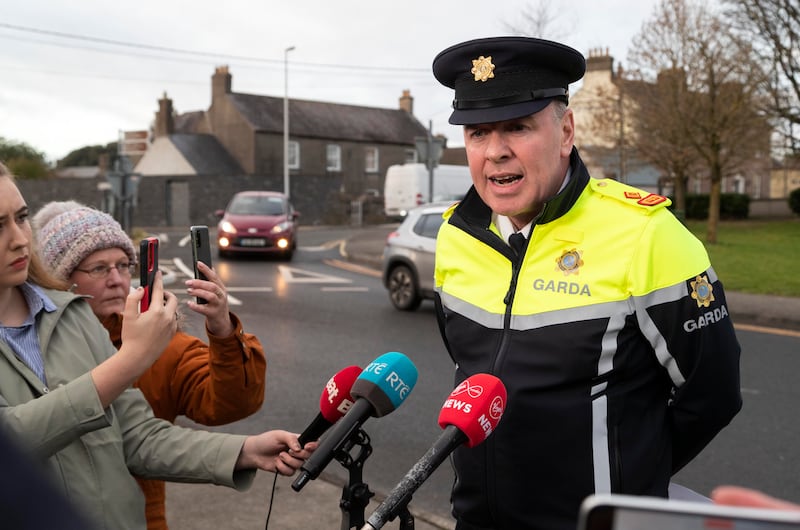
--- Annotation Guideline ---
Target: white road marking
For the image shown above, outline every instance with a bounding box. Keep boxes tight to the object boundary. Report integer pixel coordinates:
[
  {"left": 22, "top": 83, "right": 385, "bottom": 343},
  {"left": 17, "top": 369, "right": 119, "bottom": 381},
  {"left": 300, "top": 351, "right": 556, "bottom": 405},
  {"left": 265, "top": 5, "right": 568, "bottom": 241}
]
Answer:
[
  {"left": 278, "top": 265, "right": 351, "bottom": 283},
  {"left": 321, "top": 287, "right": 370, "bottom": 292},
  {"left": 301, "top": 239, "right": 345, "bottom": 252}
]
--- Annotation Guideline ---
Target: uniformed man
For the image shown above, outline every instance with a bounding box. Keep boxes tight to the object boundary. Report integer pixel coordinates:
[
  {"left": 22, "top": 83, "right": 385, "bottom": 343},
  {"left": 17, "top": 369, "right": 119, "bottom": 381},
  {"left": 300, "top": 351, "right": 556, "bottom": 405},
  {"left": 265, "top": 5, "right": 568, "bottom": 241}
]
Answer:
[{"left": 431, "top": 36, "right": 742, "bottom": 530}]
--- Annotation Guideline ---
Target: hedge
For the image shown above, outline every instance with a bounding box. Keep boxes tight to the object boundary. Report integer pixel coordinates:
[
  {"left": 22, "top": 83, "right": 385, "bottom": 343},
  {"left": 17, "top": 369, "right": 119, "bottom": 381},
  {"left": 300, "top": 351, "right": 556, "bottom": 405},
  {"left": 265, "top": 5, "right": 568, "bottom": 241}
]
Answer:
[{"left": 669, "top": 193, "right": 750, "bottom": 219}]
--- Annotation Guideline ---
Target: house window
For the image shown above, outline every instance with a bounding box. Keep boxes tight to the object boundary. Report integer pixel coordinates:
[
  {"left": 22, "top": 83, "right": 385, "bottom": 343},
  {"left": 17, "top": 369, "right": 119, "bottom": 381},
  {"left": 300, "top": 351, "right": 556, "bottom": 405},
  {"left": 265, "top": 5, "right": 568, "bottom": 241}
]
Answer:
[
  {"left": 404, "top": 149, "right": 417, "bottom": 164},
  {"left": 288, "top": 141, "right": 300, "bottom": 169},
  {"left": 365, "top": 147, "right": 379, "bottom": 173},
  {"left": 326, "top": 144, "right": 341, "bottom": 171}
]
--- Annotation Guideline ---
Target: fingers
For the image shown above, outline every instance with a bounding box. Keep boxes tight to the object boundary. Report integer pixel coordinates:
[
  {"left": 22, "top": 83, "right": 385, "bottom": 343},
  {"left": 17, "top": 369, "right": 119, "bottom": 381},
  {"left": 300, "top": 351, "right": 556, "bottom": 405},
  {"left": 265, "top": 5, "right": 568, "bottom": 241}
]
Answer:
[
  {"left": 150, "top": 270, "right": 166, "bottom": 304},
  {"left": 712, "top": 486, "right": 800, "bottom": 511},
  {"left": 125, "top": 286, "right": 146, "bottom": 317},
  {"left": 163, "top": 291, "right": 179, "bottom": 315},
  {"left": 196, "top": 260, "right": 213, "bottom": 276},
  {"left": 186, "top": 263, "right": 227, "bottom": 306},
  {"left": 274, "top": 450, "right": 307, "bottom": 476}
]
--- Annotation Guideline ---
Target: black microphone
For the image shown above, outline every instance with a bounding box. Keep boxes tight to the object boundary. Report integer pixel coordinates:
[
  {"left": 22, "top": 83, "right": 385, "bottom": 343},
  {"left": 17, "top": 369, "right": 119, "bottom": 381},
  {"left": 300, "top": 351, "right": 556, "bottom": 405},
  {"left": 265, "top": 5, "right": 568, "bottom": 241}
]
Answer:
[
  {"left": 361, "top": 373, "right": 507, "bottom": 530},
  {"left": 298, "top": 365, "right": 361, "bottom": 447},
  {"left": 292, "top": 352, "right": 418, "bottom": 492}
]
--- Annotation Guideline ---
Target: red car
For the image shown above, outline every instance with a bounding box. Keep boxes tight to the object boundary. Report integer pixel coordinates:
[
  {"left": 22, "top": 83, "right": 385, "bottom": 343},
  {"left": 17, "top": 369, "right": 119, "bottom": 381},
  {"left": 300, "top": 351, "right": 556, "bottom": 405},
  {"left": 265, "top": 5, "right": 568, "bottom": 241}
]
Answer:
[{"left": 215, "top": 191, "right": 299, "bottom": 260}]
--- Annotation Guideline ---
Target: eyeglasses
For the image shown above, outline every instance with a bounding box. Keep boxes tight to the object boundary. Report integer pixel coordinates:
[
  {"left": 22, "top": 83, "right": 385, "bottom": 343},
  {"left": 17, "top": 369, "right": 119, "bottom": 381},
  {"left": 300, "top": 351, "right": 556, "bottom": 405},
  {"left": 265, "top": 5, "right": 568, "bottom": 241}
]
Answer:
[{"left": 74, "top": 262, "right": 137, "bottom": 279}]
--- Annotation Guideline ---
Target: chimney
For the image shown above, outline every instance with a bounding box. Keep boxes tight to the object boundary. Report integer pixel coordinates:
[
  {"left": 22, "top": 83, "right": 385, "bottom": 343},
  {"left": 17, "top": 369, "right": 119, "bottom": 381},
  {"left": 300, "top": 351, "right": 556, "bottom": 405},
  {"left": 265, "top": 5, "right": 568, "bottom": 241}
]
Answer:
[
  {"left": 153, "top": 92, "right": 174, "bottom": 138},
  {"left": 586, "top": 47, "right": 614, "bottom": 75},
  {"left": 399, "top": 89, "right": 413, "bottom": 114},
  {"left": 212, "top": 65, "right": 232, "bottom": 103}
]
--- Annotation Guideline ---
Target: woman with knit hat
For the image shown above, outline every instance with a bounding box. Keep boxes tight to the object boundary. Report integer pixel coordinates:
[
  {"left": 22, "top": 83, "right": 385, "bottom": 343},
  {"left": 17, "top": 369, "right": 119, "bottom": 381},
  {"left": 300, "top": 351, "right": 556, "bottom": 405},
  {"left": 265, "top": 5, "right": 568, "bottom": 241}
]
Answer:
[
  {"left": 33, "top": 200, "right": 267, "bottom": 530},
  {"left": 0, "top": 162, "right": 313, "bottom": 530}
]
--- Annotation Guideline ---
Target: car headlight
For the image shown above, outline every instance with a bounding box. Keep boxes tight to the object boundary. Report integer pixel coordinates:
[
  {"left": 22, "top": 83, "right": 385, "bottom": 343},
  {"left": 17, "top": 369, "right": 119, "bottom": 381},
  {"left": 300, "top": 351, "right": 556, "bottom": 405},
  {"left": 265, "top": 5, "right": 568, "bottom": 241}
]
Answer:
[
  {"left": 271, "top": 221, "right": 291, "bottom": 234},
  {"left": 219, "top": 220, "right": 236, "bottom": 233}
]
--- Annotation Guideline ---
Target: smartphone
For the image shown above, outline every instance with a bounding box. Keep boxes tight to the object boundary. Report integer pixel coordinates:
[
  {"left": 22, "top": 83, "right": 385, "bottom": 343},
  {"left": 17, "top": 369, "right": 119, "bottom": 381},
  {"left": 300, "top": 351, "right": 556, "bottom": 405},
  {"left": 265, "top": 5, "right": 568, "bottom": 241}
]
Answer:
[
  {"left": 190, "top": 225, "right": 213, "bottom": 304},
  {"left": 139, "top": 237, "right": 159, "bottom": 312},
  {"left": 579, "top": 493, "right": 800, "bottom": 530}
]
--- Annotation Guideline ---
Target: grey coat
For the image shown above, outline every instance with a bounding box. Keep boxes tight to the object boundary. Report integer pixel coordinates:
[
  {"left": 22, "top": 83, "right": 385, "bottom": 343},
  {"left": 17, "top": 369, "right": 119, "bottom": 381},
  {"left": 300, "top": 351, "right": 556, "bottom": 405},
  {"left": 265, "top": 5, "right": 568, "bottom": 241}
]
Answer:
[{"left": 0, "top": 288, "right": 254, "bottom": 530}]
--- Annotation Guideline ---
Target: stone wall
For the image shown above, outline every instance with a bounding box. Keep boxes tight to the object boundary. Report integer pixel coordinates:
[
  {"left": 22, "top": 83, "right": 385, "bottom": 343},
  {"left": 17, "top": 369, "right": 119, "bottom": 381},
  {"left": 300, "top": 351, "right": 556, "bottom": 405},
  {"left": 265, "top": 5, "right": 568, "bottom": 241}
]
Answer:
[{"left": 16, "top": 173, "right": 373, "bottom": 231}]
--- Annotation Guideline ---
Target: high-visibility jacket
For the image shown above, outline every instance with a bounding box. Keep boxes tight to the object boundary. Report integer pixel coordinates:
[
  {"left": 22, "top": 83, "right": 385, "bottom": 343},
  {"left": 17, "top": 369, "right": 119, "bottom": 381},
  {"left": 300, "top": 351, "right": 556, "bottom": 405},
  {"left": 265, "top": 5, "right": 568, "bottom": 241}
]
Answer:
[{"left": 434, "top": 148, "right": 742, "bottom": 530}]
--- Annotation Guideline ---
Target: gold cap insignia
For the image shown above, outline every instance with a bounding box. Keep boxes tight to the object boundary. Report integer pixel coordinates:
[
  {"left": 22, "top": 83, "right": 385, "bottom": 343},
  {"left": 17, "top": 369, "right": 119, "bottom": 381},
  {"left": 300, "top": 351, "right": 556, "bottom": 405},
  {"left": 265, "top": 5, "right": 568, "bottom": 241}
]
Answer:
[
  {"left": 690, "top": 275, "right": 715, "bottom": 308},
  {"left": 555, "top": 248, "right": 583, "bottom": 276},
  {"left": 471, "top": 55, "right": 495, "bottom": 82}
]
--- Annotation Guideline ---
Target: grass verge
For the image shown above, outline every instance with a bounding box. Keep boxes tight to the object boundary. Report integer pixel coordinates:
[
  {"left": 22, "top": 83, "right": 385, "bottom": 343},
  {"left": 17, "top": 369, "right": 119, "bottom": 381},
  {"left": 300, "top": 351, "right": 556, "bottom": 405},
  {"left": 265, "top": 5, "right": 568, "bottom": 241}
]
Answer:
[{"left": 685, "top": 218, "right": 800, "bottom": 297}]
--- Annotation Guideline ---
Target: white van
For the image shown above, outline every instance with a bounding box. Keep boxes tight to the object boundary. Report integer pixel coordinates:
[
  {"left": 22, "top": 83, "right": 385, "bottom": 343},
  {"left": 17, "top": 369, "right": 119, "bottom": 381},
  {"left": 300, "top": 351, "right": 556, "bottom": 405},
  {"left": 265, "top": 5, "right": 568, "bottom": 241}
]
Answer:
[{"left": 383, "top": 163, "right": 472, "bottom": 218}]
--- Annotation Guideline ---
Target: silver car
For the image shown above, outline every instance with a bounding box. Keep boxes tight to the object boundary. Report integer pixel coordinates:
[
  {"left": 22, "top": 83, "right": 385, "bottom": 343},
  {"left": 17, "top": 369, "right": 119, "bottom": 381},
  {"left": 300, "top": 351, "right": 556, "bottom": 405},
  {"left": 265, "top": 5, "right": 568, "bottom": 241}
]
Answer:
[{"left": 381, "top": 202, "right": 450, "bottom": 311}]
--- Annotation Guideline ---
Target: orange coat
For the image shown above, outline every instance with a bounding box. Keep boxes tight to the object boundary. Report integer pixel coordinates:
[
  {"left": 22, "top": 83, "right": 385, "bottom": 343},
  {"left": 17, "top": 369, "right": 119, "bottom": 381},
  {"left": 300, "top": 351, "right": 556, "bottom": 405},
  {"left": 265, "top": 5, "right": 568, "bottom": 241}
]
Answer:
[{"left": 103, "top": 312, "right": 266, "bottom": 530}]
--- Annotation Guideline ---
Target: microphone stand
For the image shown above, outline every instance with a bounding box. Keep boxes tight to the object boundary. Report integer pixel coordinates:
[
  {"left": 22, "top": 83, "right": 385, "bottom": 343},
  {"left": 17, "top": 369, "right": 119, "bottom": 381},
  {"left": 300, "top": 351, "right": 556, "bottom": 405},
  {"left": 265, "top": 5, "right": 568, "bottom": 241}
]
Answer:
[
  {"left": 364, "top": 494, "right": 416, "bottom": 530},
  {"left": 336, "top": 428, "right": 374, "bottom": 530},
  {"left": 396, "top": 504, "right": 415, "bottom": 530}
]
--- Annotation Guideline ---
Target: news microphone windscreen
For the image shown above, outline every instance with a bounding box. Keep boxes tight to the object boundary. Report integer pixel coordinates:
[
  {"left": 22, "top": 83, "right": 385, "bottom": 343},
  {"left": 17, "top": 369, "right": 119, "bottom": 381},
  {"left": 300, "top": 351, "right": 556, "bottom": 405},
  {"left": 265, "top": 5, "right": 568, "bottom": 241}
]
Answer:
[
  {"left": 438, "top": 373, "right": 506, "bottom": 448},
  {"left": 351, "top": 352, "right": 418, "bottom": 417},
  {"left": 319, "top": 365, "right": 362, "bottom": 423}
]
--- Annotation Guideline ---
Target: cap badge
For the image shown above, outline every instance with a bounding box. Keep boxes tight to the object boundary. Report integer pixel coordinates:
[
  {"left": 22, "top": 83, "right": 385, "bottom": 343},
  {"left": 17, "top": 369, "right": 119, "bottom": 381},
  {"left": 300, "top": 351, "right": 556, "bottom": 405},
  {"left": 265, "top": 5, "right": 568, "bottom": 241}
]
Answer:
[
  {"left": 556, "top": 248, "right": 583, "bottom": 276},
  {"left": 690, "top": 275, "right": 715, "bottom": 308},
  {"left": 471, "top": 55, "right": 495, "bottom": 82}
]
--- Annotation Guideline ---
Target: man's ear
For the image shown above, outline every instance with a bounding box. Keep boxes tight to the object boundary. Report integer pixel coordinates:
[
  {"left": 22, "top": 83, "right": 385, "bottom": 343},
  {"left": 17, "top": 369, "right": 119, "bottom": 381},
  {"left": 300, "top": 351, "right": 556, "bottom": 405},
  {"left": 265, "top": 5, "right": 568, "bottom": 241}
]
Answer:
[{"left": 560, "top": 108, "right": 575, "bottom": 157}]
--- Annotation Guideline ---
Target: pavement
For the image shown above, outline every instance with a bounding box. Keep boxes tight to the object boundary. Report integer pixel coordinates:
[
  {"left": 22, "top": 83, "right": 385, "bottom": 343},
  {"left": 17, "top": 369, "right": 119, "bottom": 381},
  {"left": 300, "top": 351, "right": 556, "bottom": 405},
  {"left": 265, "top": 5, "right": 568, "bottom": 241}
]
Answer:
[{"left": 164, "top": 223, "right": 800, "bottom": 530}]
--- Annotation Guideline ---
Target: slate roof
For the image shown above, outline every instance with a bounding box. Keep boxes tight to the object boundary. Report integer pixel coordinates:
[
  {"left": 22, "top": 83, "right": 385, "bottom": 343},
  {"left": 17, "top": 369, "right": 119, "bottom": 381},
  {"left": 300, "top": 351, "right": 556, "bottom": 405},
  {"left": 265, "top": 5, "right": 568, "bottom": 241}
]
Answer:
[
  {"left": 175, "top": 111, "right": 209, "bottom": 134},
  {"left": 229, "top": 93, "right": 427, "bottom": 144},
  {"left": 169, "top": 134, "right": 243, "bottom": 175}
]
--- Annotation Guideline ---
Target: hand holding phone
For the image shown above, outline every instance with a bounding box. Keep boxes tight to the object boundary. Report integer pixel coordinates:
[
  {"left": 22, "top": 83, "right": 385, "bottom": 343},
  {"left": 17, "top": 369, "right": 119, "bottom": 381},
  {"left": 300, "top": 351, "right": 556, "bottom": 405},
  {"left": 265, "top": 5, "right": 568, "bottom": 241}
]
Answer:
[
  {"left": 139, "top": 237, "right": 159, "bottom": 312},
  {"left": 190, "top": 226, "right": 213, "bottom": 305}
]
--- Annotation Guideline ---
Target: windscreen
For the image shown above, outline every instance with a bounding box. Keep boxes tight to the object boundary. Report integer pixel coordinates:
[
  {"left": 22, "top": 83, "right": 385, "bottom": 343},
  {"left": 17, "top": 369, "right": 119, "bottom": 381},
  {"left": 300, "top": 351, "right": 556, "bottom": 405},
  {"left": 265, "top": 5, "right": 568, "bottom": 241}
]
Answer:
[{"left": 229, "top": 195, "right": 286, "bottom": 216}]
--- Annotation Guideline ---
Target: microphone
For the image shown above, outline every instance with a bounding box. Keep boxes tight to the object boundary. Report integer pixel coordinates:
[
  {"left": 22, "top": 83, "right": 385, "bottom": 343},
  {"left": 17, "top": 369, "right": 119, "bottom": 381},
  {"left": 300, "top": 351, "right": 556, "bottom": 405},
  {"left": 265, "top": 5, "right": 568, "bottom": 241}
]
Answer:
[
  {"left": 361, "top": 373, "right": 507, "bottom": 530},
  {"left": 298, "top": 365, "right": 362, "bottom": 447},
  {"left": 292, "top": 352, "right": 418, "bottom": 492}
]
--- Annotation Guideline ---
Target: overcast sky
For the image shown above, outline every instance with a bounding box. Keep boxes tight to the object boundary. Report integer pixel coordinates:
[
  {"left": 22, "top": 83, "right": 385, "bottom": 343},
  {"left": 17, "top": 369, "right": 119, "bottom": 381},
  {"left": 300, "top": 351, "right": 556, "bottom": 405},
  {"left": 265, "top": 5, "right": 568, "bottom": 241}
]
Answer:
[{"left": 2, "top": 0, "right": 667, "bottom": 163}]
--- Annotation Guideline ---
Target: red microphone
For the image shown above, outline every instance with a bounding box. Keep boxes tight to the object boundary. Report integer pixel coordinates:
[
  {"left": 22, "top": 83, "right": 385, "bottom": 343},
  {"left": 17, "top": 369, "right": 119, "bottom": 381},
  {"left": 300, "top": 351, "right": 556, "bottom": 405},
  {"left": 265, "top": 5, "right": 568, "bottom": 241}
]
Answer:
[
  {"left": 361, "top": 373, "right": 507, "bottom": 530},
  {"left": 297, "top": 366, "right": 362, "bottom": 447}
]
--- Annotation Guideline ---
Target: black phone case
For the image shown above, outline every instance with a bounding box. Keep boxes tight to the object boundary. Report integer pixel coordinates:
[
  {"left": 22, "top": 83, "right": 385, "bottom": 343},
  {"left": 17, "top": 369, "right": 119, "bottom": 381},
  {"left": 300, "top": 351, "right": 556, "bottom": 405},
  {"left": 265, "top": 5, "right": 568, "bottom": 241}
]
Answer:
[
  {"left": 190, "top": 226, "right": 213, "bottom": 304},
  {"left": 139, "top": 237, "right": 159, "bottom": 311}
]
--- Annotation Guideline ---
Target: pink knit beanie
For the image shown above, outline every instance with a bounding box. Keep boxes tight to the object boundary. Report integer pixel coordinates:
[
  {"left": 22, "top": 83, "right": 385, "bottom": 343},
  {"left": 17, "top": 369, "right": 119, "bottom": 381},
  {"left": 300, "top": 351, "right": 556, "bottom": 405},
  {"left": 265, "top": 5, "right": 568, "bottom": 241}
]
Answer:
[{"left": 35, "top": 203, "right": 137, "bottom": 282}]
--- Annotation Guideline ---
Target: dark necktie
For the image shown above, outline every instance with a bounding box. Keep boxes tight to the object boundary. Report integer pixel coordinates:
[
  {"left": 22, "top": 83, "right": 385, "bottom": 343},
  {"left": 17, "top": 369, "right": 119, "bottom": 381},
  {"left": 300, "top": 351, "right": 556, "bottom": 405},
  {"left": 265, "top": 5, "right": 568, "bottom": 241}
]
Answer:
[{"left": 509, "top": 232, "right": 526, "bottom": 256}]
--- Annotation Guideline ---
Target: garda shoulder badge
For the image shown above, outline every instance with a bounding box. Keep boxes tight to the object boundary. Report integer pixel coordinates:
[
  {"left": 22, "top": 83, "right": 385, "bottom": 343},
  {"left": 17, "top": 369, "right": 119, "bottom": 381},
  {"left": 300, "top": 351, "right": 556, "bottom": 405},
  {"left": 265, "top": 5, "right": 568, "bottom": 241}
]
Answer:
[
  {"left": 690, "top": 275, "right": 715, "bottom": 308},
  {"left": 590, "top": 178, "right": 671, "bottom": 213}
]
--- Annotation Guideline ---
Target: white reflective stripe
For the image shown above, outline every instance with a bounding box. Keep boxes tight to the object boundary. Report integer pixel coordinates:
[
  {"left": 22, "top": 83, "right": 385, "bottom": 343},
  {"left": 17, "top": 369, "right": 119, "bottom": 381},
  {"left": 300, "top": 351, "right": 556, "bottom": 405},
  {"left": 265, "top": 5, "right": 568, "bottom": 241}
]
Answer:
[
  {"left": 592, "top": 393, "right": 611, "bottom": 493},
  {"left": 437, "top": 289, "right": 505, "bottom": 329},
  {"left": 512, "top": 299, "right": 633, "bottom": 331},
  {"left": 591, "top": 313, "right": 624, "bottom": 493},
  {"left": 634, "top": 279, "right": 695, "bottom": 387},
  {"left": 599, "top": 312, "right": 626, "bottom": 376},
  {"left": 440, "top": 287, "right": 639, "bottom": 332}
]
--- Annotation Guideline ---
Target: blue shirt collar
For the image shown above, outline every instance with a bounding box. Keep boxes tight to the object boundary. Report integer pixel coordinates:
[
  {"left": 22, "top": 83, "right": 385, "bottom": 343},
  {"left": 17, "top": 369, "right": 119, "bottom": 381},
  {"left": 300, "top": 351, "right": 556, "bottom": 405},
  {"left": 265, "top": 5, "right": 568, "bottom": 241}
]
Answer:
[{"left": 18, "top": 282, "right": 57, "bottom": 324}]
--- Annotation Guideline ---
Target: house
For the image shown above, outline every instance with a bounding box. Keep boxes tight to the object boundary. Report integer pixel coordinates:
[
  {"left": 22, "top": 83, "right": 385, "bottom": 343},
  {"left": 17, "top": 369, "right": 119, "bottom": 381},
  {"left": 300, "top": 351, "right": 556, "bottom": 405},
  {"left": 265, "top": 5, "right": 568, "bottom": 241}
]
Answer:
[
  {"left": 570, "top": 48, "right": 773, "bottom": 200},
  {"left": 133, "top": 66, "right": 429, "bottom": 225}
]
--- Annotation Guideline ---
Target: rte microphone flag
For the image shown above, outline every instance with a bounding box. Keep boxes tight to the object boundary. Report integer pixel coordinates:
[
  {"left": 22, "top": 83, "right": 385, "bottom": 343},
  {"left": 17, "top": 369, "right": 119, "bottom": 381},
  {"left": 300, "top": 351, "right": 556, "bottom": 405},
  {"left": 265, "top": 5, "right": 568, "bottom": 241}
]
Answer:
[{"left": 292, "top": 352, "right": 418, "bottom": 492}]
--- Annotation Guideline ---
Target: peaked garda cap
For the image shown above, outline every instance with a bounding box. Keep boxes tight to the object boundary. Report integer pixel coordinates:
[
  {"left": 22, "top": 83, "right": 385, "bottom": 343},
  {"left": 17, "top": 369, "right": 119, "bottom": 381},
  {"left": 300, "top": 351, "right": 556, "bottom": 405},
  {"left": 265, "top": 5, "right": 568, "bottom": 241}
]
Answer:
[{"left": 432, "top": 36, "right": 586, "bottom": 125}]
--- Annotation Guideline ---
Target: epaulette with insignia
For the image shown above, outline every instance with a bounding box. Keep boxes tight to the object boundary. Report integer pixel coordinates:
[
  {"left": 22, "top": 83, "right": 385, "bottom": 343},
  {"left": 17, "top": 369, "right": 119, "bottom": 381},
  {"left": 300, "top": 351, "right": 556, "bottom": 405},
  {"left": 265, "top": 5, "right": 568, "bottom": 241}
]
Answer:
[{"left": 589, "top": 178, "right": 671, "bottom": 212}]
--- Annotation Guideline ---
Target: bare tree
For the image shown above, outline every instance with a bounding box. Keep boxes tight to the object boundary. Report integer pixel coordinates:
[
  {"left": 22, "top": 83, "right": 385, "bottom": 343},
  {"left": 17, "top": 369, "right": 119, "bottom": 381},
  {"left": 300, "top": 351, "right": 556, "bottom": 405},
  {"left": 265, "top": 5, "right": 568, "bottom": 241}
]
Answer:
[
  {"left": 503, "top": 0, "right": 575, "bottom": 41},
  {"left": 724, "top": 0, "right": 800, "bottom": 157},
  {"left": 625, "top": 70, "right": 703, "bottom": 217},
  {"left": 627, "top": 0, "right": 771, "bottom": 243}
]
